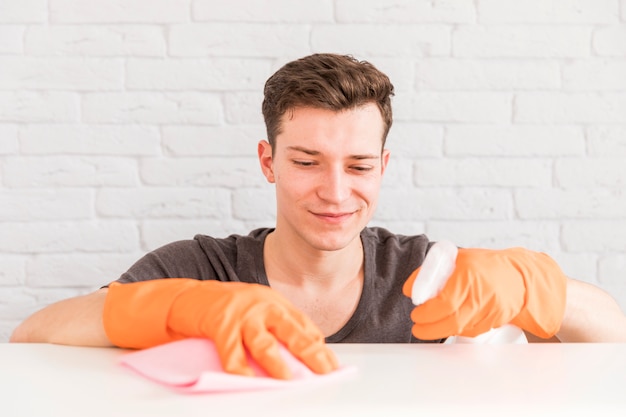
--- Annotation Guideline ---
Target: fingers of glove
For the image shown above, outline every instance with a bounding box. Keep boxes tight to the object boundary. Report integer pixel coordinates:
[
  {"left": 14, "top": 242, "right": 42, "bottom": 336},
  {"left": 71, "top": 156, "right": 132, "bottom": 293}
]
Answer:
[
  {"left": 241, "top": 323, "right": 292, "bottom": 380},
  {"left": 266, "top": 307, "right": 338, "bottom": 375},
  {"left": 453, "top": 305, "right": 506, "bottom": 338},
  {"left": 411, "top": 293, "right": 518, "bottom": 339},
  {"left": 410, "top": 313, "right": 462, "bottom": 341},
  {"left": 411, "top": 305, "right": 498, "bottom": 340},
  {"left": 213, "top": 330, "right": 255, "bottom": 378},
  {"left": 402, "top": 267, "right": 421, "bottom": 298},
  {"left": 410, "top": 297, "right": 477, "bottom": 339}
]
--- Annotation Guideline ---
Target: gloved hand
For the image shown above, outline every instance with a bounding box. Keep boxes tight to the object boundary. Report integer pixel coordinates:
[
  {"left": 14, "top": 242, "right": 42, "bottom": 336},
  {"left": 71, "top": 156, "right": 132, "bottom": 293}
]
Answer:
[
  {"left": 103, "top": 279, "right": 338, "bottom": 380},
  {"left": 403, "top": 247, "right": 567, "bottom": 340}
]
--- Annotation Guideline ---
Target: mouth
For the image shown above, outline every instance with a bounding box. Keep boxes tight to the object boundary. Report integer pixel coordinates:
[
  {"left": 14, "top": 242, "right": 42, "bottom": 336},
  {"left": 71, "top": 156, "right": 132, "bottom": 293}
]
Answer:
[{"left": 311, "top": 211, "right": 355, "bottom": 224}]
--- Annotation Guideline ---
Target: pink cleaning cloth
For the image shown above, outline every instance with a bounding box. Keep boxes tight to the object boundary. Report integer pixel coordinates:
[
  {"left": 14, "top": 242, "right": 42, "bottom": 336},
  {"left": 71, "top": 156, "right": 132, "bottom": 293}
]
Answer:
[{"left": 119, "top": 338, "right": 356, "bottom": 394}]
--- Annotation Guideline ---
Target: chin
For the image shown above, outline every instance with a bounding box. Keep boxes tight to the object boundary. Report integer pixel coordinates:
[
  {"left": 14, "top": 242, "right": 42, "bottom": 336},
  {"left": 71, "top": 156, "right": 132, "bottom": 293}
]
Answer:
[{"left": 304, "top": 231, "right": 360, "bottom": 252}]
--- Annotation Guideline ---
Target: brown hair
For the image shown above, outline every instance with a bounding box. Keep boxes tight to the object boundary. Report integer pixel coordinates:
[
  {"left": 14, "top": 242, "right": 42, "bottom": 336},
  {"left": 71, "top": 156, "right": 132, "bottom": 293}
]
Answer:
[{"left": 262, "top": 53, "right": 394, "bottom": 151}]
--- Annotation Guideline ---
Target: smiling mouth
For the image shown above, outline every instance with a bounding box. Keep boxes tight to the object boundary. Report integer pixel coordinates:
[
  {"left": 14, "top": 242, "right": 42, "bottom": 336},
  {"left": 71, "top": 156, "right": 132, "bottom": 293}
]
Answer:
[{"left": 311, "top": 211, "right": 355, "bottom": 223}]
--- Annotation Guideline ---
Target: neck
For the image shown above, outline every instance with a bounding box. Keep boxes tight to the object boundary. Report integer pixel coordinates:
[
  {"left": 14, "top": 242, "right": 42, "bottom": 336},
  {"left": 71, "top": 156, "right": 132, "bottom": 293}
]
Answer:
[{"left": 264, "top": 229, "right": 364, "bottom": 290}]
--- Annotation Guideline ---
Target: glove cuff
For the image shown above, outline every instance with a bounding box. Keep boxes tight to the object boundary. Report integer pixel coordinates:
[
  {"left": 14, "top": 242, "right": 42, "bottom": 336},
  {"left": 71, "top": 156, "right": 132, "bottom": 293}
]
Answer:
[{"left": 103, "top": 279, "right": 200, "bottom": 349}]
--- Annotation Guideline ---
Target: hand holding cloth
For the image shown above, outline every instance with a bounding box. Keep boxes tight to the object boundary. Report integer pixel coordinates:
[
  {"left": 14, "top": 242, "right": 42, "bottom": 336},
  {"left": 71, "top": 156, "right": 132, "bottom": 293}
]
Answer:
[{"left": 103, "top": 278, "right": 338, "bottom": 380}]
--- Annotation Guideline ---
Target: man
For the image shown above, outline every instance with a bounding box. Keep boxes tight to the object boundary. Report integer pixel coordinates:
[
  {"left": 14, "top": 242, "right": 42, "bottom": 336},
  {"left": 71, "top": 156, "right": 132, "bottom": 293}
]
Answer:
[{"left": 11, "top": 54, "right": 626, "bottom": 380}]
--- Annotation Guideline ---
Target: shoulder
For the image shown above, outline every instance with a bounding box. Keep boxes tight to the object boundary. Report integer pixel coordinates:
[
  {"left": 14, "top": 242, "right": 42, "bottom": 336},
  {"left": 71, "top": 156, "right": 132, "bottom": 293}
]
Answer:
[
  {"left": 361, "top": 227, "right": 432, "bottom": 252},
  {"left": 193, "top": 228, "right": 272, "bottom": 254},
  {"left": 118, "top": 228, "right": 273, "bottom": 284},
  {"left": 361, "top": 227, "right": 433, "bottom": 277}
]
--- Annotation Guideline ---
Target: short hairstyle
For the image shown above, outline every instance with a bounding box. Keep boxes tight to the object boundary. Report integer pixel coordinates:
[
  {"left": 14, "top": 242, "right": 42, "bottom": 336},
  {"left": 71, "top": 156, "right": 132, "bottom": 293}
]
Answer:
[{"left": 262, "top": 53, "right": 394, "bottom": 151}]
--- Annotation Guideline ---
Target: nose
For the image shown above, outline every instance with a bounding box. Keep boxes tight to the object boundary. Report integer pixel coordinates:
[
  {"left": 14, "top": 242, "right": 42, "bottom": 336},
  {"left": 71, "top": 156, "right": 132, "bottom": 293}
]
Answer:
[{"left": 317, "top": 166, "right": 351, "bottom": 203}]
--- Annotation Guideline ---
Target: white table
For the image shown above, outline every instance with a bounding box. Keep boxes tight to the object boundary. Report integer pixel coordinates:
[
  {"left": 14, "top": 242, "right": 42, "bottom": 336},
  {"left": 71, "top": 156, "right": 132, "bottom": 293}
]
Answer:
[{"left": 2, "top": 343, "right": 625, "bottom": 416}]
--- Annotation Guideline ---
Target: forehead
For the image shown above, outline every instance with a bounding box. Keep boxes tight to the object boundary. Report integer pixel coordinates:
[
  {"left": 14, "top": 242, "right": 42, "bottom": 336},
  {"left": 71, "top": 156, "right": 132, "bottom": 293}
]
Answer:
[{"left": 276, "top": 104, "right": 385, "bottom": 153}]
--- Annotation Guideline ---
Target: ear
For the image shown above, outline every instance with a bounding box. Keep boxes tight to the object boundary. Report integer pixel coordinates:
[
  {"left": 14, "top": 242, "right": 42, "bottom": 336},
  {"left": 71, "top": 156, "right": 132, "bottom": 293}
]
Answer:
[
  {"left": 258, "top": 140, "right": 275, "bottom": 183},
  {"left": 380, "top": 148, "right": 391, "bottom": 176}
]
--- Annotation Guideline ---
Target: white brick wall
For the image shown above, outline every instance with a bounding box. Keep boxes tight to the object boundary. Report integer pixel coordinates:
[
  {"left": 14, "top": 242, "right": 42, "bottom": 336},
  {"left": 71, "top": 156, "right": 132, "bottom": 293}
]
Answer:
[{"left": 1, "top": 0, "right": 625, "bottom": 341}]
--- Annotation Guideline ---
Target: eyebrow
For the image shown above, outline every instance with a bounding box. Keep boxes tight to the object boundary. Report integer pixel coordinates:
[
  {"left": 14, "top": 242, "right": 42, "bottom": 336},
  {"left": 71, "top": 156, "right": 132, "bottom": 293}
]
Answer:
[{"left": 286, "top": 145, "right": 380, "bottom": 160}]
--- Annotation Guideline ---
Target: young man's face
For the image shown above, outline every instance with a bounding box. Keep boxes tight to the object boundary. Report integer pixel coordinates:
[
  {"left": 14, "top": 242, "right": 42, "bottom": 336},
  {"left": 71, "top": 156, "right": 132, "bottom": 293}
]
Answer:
[{"left": 258, "top": 103, "right": 390, "bottom": 252}]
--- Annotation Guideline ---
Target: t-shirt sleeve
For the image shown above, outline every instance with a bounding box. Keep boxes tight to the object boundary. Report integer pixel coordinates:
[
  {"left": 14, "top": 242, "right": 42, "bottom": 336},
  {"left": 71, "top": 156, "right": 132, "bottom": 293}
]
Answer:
[{"left": 113, "top": 239, "right": 215, "bottom": 285}]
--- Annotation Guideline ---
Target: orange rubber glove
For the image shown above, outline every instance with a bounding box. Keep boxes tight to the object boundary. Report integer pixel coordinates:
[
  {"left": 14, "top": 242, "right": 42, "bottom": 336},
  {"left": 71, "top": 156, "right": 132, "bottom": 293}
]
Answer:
[
  {"left": 402, "top": 247, "right": 567, "bottom": 340},
  {"left": 103, "top": 279, "right": 338, "bottom": 380}
]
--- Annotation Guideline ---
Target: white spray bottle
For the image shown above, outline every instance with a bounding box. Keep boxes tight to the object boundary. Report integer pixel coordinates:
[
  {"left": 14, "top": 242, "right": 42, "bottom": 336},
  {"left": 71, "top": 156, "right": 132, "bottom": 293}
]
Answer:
[{"left": 411, "top": 240, "right": 527, "bottom": 344}]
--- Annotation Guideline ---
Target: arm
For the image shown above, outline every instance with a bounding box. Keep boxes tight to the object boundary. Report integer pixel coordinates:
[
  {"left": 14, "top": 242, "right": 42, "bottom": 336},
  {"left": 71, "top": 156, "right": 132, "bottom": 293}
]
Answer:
[
  {"left": 13, "top": 279, "right": 338, "bottom": 379},
  {"left": 10, "top": 288, "right": 113, "bottom": 347},
  {"left": 556, "top": 278, "right": 626, "bottom": 342}
]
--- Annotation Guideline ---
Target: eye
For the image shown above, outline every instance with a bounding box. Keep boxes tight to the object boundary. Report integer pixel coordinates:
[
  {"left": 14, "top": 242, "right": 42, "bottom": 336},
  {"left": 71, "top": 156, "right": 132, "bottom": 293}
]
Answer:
[
  {"left": 351, "top": 165, "right": 373, "bottom": 173},
  {"left": 293, "top": 160, "right": 316, "bottom": 167}
]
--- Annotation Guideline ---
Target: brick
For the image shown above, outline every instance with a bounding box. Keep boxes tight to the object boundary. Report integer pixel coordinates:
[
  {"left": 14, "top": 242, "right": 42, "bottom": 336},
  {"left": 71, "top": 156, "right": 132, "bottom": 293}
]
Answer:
[
  {"left": 1, "top": 321, "right": 20, "bottom": 342},
  {"left": 380, "top": 158, "right": 414, "bottom": 189},
  {"left": 0, "top": 25, "right": 24, "bottom": 53},
  {"left": 387, "top": 123, "right": 443, "bottom": 158},
  {"left": 593, "top": 25, "right": 626, "bottom": 56},
  {"left": 169, "top": 24, "right": 309, "bottom": 57},
  {"left": 426, "top": 220, "right": 561, "bottom": 251},
  {"left": 141, "top": 219, "right": 249, "bottom": 251},
  {"left": 312, "top": 24, "right": 450, "bottom": 57},
  {"left": 162, "top": 125, "right": 262, "bottom": 156},
  {"left": 0, "top": 125, "right": 18, "bottom": 154},
  {"left": 376, "top": 188, "right": 513, "bottom": 220},
  {"left": 550, "top": 252, "right": 597, "bottom": 284},
  {"left": 3, "top": 156, "right": 139, "bottom": 187},
  {"left": 363, "top": 58, "right": 415, "bottom": 93},
  {"left": 224, "top": 93, "right": 264, "bottom": 124},
  {"left": 232, "top": 188, "right": 277, "bottom": 220},
  {"left": 556, "top": 158, "right": 626, "bottom": 188},
  {"left": 587, "top": 126, "right": 626, "bottom": 156},
  {"left": 478, "top": 0, "right": 619, "bottom": 23},
  {"left": 0, "top": 0, "right": 47, "bottom": 22},
  {"left": 96, "top": 187, "right": 231, "bottom": 219},
  {"left": 140, "top": 157, "right": 265, "bottom": 187},
  {"left": 0, "top": 57, "right": 124, "bottom": 90},
  {"left": 0, "top": 289, "right": 39, "bottom": 321},
  {"left": 20, "top": 125, "right": 161, "bottom": 156},
  {"left": 599, "top": 254, "right": 626, "bottom": 285},
  {"left": 26, "top": 253, "right": 142, "bottom": 287},
  {"left": 0, "top": 189, "right": 92, "bottom": 221},
  {"left": 336, "top": 0, "right": 475, "bottom": 23},
  {"left": 244, "top": 219, "right": 277, "bottom": 232},
  {"left": 82, "top": 93, "right": 222, "bottom": 124},
  {"left": 24, "top": 25, "right": 166, "bottom": 56},
  {"left": 127, "top": 58, "right": 271, "bottom": 91},
  {"left": 367, "top": 220, "right": 426, "bottom": 236},
  {"left": 516, "top": 189, "right": 626, "bottom": 219},
  {"left": 0, "top": 287, "right": 87, "bottom": 321},
  {"left": 563, "top": 60, "right": 626, "bottom": 90},
  {"left": 562, "top": 221, "right": 626, "bottom": 251},
  {"left": 0, "top": 92, "right": 79, "bottom": 123},
  {"left": 394, "top": 92, "right": 512, "bottom": 123},
  {"left": 415, "top": 59, "right": 560, "bottom": 90},
  {"left": 193, "top": 0, "right": 333, "bottom": 22},
  {"left": 0, "top": 256, "right": 26, "bottom": 286},
  {"left": 49, "top": 0, "right": 189, "bottom": 23},
  {"left": 446, "top": 126, "right": 585, "bottom": 156},
  {"left": 415, "top": 158, "right": 551, "bottom": 187},
  {"left": 453, "top": 26, "right": 591, "bottom": 57},
  {"left": 0, "top": 221, "right": 139, "bottom": 253},
  {"left": 515, "top": 93, "right": 626, "bottom": 123}
]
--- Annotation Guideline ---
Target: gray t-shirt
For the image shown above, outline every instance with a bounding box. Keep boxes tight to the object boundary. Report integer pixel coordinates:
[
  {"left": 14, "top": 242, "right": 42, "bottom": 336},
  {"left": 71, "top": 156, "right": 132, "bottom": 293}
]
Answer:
[{"left": 117, "top": 227, "right": 441, "bottom": 343}]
